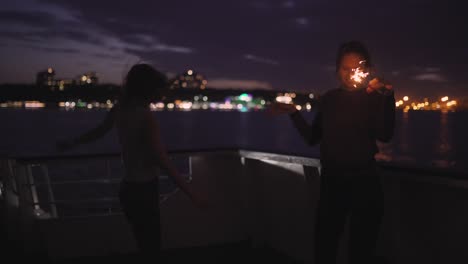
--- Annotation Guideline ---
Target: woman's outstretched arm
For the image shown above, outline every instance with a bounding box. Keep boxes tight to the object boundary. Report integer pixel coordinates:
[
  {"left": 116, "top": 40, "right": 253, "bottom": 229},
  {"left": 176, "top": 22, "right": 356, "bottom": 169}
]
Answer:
[
  {"left": 267, "top": 102, "right": 322, "bottom": 146},
  {"left": 57, "top": 106, "right": 116, "bottom": 150},
  {"left": 289, "top": 109, "right": 322, "bottom": 146},
  {"left": 145, "top": 111, "right": 205, "bottom": 207}
]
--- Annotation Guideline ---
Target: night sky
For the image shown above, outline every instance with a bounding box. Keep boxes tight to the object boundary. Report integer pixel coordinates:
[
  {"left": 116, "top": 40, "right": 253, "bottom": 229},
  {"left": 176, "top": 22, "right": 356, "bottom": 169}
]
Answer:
[{"left": 1, "top": 0, "right": 467, "bottom": 99}]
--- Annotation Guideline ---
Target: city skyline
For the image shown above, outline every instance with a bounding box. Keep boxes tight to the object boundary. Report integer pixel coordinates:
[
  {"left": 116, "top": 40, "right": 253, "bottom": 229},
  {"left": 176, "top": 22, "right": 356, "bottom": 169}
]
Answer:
[{"left": 1, "top": 0, "right": 467, "bottom": 99}]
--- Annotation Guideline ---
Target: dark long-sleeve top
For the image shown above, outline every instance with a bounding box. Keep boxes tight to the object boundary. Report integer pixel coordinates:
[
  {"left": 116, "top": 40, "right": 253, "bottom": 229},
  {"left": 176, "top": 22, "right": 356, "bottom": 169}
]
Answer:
[{"left": 290, "top": 88, "right": 395, "bottom": 169}]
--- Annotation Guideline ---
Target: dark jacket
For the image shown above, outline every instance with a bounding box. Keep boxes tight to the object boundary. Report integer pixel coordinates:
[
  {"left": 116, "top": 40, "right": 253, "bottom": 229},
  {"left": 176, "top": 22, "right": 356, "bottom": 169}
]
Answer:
[{"left": 290, "top": 88, "right": 395, "bottom": 169}]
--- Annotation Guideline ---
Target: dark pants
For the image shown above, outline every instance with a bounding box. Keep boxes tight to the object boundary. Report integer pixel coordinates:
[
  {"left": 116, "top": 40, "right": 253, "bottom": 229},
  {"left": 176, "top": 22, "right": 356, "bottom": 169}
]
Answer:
[
  {"left": 314, "top": 165, "right": 384, "bottom": 264},
  {"left": 119, "top": 179, "right": 161, "bottom": 262}
]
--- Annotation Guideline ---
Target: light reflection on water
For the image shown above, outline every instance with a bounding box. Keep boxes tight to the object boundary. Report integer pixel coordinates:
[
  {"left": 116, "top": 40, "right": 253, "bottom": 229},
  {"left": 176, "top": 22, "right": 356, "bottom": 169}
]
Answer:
[
  {"left": 433, "top": 112, "right": 454, "bottom": 167},
  {"left": 377, "top": 111, "right": 459, "bottom": 170}
]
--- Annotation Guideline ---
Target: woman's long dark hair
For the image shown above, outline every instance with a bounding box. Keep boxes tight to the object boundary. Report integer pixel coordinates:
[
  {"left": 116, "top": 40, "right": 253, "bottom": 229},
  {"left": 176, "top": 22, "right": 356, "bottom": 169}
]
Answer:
[
  {"left": 336, "top": 41, "right": 372, "bottom": 72},
  {"left": 119, "top": 64, "right": 168, "bottom": 105}
]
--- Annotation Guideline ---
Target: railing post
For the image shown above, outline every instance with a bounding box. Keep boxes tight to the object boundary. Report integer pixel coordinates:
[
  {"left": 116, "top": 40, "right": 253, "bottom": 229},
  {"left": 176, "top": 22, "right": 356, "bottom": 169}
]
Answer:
[
  {"left": 303, "top": 164, "right": 322, "bottom": 263},
  {"left": 41, "top": 164, "right": 58, "bottom": 218},
  {"left": 13, "top": 163, "right": 37, "bottom": 254},
  {"left": 7, "top": 160, "right": 18, "bottom": 196},
  {"left": 242, "top": 158, "right": 268, "bottom": 248},
  {"left": 2, "top": 160, "right": 19, "bottom": 239},
  {"left": 105, "top": 158, "right": 112, "bottom": 214},
  {"left": 16, "top": 164, "right": 34, "bottom": 214},
  {"left": 27, "top": 165, "right": 40, "bottom": 211}
]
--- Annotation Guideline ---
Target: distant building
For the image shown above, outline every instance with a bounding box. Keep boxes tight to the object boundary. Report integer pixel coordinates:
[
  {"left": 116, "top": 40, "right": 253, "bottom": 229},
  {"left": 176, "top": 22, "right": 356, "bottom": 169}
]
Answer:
[
  {"left": 55, "top": 79, "right": 75, "bottom": 91},
  {"left": 36, "top": 67, "right": 55, "bottom": 87},
  {"left": 36, "top": 68, "right": 99, "bottom": 91},
  {"left": 170, "top": 69, "right": 207, "bottom": 90},
  {"left": 77, "top": 72, "right": 98, "bottom": 86}
]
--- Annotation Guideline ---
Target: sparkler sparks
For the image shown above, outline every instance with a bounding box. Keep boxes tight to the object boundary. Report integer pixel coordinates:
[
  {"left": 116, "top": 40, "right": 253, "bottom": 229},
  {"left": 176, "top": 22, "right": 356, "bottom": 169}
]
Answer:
[{"left": 350, "top": 60, "right": 370, "bottom": 88}]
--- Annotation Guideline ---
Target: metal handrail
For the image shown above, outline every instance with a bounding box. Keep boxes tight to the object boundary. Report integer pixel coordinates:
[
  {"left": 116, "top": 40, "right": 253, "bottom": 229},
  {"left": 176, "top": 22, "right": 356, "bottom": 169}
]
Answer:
[
  {"left": 30, "top": 197, "right": 118, "bottom": 204},
  {"left": 3, "top": 149, "right": 468, "bottom": 220},
  {"left": 4, "top": 148, "right": 241, "bottom": 162},
  {"left": 21, "top": 178, "right": 121, "bottom": 186},
  {"left": 2, "top": 153, "right": 196, "bottom": 219},
  {"left": 6, "top": 148, "right": 466, "bottom": 180}
]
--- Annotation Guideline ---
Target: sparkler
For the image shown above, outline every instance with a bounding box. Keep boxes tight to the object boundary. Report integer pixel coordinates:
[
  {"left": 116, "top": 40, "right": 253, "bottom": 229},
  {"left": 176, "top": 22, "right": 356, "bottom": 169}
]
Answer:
[{"left": 350, "top": 60, "right": 370, "bottom": 88}]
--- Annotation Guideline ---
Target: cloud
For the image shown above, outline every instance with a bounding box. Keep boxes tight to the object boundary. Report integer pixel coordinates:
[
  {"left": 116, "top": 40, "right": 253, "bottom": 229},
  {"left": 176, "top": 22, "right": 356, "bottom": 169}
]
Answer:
[
  {"left": 251, "top": 1, "right": 296, "bottom": 10},
  {"left": 120, "top": 34, "right": 193, "bottom": 54},
  {"left": 166, "top": 72, "right": 177, "bottom": 79},
  {"left": 244, "top": 54, "right": 279, "bottom": 66},
  {"left": 0, "top": 10, "right": 57, "bottom": 25},
  {"left": 412, "top": 73, "right": 447, "bottom": 82},
  {"left": 152, "top": 44, "right": 193, "bottom": 54},
  {"left": 323, "top": 65, "right": 336, "bottom": 72},
  {"left": 32, "top": 46, "right": 80, "bottom": 54},
  {"left": 250, "top": 1, "right": 271, "bottom": 9},
  {"left": 0, "top": 0, "right": 195, "bottom": 83},
  {"left": 91, "top": 53, "right": 121, "bottom": 60},
  {"left": 0, "top": 13, "right": 194, "bottom": 56},
  {"left": 282, "top": 1, "right": 296, "bottom": 8},
  {"left": 1, "top": 0, "right": 79, "bottom": 22},
  {"left": 207, "top": 78, "right": 273, "bottom": 90},
  {"left": 0, "top": 2, "right": 194, "bottom": 55},
  {"left": 295, "top": 17, "right": 309, "bottom": 26},
  {"left": 424, "top": 67, "right": 440, "bottom": 72},
  {"left": 411, "top": 66, "right": 447, "bottom": 82}
]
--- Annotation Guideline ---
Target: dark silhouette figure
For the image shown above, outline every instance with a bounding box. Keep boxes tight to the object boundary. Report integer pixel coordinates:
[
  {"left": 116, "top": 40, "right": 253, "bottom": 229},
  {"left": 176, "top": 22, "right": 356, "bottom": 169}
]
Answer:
[
  {"left": 57, "top": 64, "right": 206, "bottom": 262},
  {"left": 268, "top": 41, "right": 395, "bottom": 264}
]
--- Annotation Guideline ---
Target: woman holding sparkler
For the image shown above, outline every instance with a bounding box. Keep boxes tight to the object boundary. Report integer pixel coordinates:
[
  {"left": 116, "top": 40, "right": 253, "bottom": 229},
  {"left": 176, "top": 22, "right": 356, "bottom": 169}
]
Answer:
[{"left": 268, "top": 41, "right": 395, "bottom": 264}]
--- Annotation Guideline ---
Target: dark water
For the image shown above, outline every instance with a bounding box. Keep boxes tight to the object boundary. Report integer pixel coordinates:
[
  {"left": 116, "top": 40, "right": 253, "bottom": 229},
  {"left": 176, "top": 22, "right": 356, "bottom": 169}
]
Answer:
[
  {"left": 1, "top": 109, "right": 467, "bottom": 172},
  {"left": 3, "top": 109, "right": 467, "bottom": 217}
]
